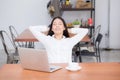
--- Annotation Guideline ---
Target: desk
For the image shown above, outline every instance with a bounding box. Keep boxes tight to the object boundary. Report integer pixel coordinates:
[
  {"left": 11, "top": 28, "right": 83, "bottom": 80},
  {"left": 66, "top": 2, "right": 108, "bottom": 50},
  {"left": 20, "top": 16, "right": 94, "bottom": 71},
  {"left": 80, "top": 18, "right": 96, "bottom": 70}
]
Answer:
[
  {"left": 0, "top": 63, "right": 120, "bottom": 80},
  {"left": 15, "top": 29, "right": 90, "bottom": 42}
]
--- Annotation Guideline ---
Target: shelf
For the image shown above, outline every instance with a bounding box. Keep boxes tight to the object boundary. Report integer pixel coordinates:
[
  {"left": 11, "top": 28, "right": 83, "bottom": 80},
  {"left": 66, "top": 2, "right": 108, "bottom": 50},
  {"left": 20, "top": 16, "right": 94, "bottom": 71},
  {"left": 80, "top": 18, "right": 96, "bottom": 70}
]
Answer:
[
  {"left": 60, "top": 0, "right": 95, "bottom": 38},
  {"left": 67, "top": 26, "right": 94, "bottom": 28},
  {"left": 61, "top": 8, "right": 95, "bottom": 11},
  {"left": 81, "top": 26, "right": 94, "bottom": 28}
]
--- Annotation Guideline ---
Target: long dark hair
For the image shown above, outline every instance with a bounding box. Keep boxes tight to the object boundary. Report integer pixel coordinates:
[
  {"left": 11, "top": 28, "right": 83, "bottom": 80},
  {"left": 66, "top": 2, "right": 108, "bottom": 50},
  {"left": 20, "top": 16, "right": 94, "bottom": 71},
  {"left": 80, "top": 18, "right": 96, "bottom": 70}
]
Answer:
[{"left": 47, "top": 16, "right": 70, "bottom": 38}]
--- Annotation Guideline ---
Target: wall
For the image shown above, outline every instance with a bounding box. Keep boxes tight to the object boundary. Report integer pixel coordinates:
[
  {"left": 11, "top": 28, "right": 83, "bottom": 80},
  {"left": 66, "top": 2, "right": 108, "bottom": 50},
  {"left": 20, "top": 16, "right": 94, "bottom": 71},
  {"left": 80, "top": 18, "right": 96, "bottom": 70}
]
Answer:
[
  {"left": 0, "top": 0, "right": 51, "bottom": 49},
  {"left": 109, "top": 0, "right": 120, "bottom": 49},
  {"left": 96, "top": 0, "right": 120, "bottom": 49},
  {"left": 95, "top": 0, "right": 109, "bottom": 48}
]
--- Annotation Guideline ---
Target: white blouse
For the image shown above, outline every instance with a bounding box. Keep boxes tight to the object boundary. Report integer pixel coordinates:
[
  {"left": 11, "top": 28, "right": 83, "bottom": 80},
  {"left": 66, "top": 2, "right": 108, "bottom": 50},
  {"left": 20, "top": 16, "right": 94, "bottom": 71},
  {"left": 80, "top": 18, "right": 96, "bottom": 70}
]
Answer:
[{"left": 29, "top": 25, "right": 88, "bottom": 63}]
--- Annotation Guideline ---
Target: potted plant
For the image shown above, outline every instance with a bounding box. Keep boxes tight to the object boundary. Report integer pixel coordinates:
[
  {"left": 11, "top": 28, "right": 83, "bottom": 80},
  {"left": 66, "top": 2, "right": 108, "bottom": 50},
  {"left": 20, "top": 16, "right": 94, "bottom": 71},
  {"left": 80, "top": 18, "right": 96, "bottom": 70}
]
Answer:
[{"left": 72, "top": 19, "right": 81, "bottom": 28}]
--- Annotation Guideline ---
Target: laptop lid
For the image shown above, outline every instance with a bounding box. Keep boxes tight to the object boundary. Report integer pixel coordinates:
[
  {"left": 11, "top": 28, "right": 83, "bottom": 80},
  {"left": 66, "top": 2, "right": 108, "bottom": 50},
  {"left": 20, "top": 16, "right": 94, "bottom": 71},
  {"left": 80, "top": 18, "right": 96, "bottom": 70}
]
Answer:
[{"left": 18, "top": 47, "right": 62, "bottom": 72}]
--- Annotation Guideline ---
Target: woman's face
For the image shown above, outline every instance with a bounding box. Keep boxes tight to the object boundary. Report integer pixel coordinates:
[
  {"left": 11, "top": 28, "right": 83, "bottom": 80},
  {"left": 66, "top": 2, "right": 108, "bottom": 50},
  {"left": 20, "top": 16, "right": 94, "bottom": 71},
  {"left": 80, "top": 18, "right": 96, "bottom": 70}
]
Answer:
[{"left": 52, "top": 18, "right": 65, "bottom": 35}]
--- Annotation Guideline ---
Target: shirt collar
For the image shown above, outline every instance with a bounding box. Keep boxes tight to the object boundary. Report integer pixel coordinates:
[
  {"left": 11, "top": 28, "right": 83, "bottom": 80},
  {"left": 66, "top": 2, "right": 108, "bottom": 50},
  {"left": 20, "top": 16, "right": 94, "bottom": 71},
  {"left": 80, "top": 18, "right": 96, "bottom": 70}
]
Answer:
[{"left": 52, "top": 35, "right": 66, "bottom": 39}]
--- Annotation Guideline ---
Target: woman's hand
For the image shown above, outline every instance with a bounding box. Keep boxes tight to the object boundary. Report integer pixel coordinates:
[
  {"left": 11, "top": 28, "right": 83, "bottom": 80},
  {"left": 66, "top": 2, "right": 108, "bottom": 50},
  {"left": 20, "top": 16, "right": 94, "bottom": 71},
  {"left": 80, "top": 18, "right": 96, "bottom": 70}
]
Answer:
[
  {"left": 68, "top": 28, "right": 76, "bottom": 37},
  {"left": 42, "top": 27, "right": 50, "bottom": 35}
]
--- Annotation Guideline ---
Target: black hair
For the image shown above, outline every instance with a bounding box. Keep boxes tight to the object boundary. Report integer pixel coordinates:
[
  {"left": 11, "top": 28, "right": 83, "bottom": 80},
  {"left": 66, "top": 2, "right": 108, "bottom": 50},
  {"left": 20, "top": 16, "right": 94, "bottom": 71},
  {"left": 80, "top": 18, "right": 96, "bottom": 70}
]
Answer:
[
  {"left": 47, "top": 1, "right": 51, "bottom": 9},
  {"left": 47, "top": 16, "right": 70, "bottom": 38}
]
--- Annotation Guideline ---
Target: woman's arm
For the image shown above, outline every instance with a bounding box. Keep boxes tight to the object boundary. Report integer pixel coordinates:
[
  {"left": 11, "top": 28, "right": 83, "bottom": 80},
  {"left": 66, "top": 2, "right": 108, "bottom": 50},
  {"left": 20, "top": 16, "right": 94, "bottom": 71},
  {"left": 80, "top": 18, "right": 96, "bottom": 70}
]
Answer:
[
  {"left": 29, "top": 25, "right": 49, "bottom": 41},
  {"left": 68, "top": 28, "right": 88, "bottom": 46}
]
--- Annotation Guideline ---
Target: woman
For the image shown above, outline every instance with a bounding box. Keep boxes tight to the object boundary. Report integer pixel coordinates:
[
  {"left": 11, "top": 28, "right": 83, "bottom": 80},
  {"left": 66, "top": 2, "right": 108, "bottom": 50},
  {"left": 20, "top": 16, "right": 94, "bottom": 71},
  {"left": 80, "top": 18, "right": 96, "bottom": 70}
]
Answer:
[{"left": 29, "top": 16, "right": 88, "bottom": 63}]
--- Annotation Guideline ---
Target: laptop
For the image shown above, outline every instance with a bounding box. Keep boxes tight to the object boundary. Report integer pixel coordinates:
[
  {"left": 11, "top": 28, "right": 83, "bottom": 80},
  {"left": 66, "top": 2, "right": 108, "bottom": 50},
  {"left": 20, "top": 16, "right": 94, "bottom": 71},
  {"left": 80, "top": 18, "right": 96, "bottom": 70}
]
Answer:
[{"left": 18, "top": 47, "right": 62, "bottom": 72}]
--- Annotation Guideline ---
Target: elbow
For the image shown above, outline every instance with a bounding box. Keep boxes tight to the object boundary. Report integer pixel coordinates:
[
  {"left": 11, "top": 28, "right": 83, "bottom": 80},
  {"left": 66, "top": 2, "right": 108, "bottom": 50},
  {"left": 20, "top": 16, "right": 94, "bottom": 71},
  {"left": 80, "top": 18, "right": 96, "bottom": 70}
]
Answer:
[{"left": 28, "top": 26, "right": 32, "bottom": 31}]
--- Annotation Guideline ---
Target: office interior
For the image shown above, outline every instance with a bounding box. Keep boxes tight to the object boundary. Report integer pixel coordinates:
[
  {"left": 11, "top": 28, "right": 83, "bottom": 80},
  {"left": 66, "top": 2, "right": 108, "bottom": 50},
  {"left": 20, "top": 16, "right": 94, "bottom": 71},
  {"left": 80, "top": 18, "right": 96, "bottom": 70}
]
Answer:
[{"left": 0, "top": 0, "right": 120, "bottom": 67}]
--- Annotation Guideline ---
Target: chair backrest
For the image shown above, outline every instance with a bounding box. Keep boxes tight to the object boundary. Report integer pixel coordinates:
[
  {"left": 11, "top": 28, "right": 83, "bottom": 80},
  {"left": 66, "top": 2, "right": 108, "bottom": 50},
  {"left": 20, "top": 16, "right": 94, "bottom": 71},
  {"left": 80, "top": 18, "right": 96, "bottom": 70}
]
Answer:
[
  {"left": 94, "top": 25, "right": 101, "bottom": 39},
  {"left": 95, "top": 33, "right": 103, "bottom": 47},
  {"left": 91, "top": 25, "right": 101, "bottom": 43},
  {"left": 9, "top": 25, "right": 24, "bottom": 47},
  {"left": 0, "top": 30, "right": 16, "bottom": 56}
]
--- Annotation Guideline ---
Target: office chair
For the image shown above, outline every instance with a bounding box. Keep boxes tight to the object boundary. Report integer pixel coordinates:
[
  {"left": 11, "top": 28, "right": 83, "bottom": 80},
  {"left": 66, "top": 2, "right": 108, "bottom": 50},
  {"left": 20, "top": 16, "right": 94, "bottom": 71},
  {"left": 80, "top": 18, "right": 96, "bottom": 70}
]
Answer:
[{"left": 0, "top": 30, "right": 19, "bottom": 64}]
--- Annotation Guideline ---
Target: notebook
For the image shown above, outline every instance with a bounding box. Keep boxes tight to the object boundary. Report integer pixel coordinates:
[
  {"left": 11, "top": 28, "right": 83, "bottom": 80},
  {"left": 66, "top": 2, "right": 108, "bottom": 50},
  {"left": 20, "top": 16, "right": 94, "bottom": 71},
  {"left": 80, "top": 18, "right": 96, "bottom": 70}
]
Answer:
[{"left": 18, "top": 47, "right": 62, "bottom": 72}]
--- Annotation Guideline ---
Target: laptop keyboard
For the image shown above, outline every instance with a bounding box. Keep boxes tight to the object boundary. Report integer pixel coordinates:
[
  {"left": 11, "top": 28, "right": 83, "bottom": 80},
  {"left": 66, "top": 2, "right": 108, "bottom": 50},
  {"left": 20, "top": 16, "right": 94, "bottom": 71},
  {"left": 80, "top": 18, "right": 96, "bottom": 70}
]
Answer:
[
  {"left": 50, "top": 67, "right": 55, "bottom": 70},
  {"left": 50, "top": 65, "right": 56, "bottom": 70},
  {"left": 50, "top": 65, "right": 61, "bottom": 70}
]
